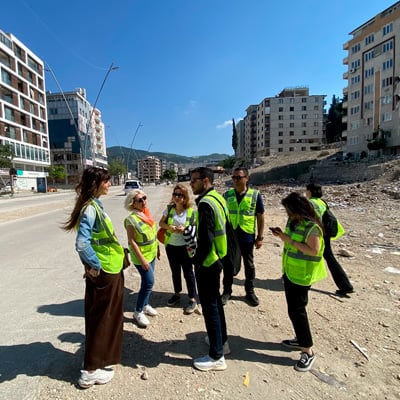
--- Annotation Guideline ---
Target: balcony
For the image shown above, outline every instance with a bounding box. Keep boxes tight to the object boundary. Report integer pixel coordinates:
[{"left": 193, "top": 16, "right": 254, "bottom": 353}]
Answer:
[
  {"left": 343, "top": 56, "right": 348, "bottom": 65},
  {"left": 342, "top": 115, "right": 348, "bottom": 123},
  {"left": 341, "top": 130, "right": 348, "bottom": 138},
  {"left": 342, "top": 71, "right": 349, "bottom": 80},
  {"left": 343, "top": 41, "right": 349, "bottom": 50}
]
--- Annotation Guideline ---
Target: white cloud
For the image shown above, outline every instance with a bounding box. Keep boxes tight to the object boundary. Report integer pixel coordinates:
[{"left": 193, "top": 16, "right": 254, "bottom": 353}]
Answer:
[{"left": 216, "top": 120, "right": 232, "bottom": 129}]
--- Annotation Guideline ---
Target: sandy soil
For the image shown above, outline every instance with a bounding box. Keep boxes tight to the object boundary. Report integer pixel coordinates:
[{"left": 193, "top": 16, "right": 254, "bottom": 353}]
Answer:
[{"left": 31, "top": 173, "right": 400, "bottom": 400}]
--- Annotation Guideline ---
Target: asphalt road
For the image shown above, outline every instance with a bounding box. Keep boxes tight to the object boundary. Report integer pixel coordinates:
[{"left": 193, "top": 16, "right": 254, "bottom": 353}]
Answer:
[{"left": 0, "top": 184, "right": 170, "bottom": 400}]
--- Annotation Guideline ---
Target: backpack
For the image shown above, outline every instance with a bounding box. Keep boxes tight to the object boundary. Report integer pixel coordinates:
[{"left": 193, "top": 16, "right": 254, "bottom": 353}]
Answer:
[
  {"left": 322, "top": 203, "right": 338, "bottom": 238},
  {"left": 209, "top": 195, "right": 241, "bottom": 276}
]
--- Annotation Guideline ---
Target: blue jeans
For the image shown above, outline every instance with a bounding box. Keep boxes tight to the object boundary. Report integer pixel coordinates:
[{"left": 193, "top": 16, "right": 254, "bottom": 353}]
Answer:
[
  {"left": 134, "top": 258, "right": 155, "bottom": 312},
  {"left": 195, "top": 261, "right": 227, "bottom": 360}
]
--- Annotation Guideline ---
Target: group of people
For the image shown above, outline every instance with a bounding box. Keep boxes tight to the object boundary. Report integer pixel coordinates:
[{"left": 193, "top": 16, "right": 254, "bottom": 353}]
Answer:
[{"left": 63, "top": 165, "right": 353, "bottom": 387}]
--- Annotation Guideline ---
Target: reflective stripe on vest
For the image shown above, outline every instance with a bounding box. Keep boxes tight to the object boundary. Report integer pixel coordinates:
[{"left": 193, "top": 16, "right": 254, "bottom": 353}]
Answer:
[
  {"left": 164, "top": 207, "right": 196, "bottom": 246},
  {"left": 125, "top": 213, "right": 158, "bottom": 264},
  {"left": 282, "top": 219, "right": 327, "bottom": 286},
  {"left": 198, "top": 190, "right": 227, "bottom": 267},
  {"left": 223, "top": 188, "right": 258, "bottom": 233},
  {"left": 89, "top": 200, "right": 124, "bottom": 274}
]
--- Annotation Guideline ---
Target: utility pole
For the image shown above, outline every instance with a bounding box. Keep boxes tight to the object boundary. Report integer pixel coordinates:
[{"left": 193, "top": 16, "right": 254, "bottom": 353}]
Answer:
[{"left": 126, "top": 122, "right": 143, "bottom": 179}]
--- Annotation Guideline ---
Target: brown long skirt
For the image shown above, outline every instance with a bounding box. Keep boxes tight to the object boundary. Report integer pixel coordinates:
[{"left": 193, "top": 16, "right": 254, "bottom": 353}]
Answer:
[{"left": 84, "top": 270, "right": 124, "bottom": 370}]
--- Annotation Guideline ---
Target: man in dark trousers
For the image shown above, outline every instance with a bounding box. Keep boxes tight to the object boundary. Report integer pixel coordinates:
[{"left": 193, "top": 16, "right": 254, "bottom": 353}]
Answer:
[
  {"left": 190, "top": 167, "right": 230, "bottom": 371},
  {"left": 222, "top": 167, "right": 265, "bottom": 306}
]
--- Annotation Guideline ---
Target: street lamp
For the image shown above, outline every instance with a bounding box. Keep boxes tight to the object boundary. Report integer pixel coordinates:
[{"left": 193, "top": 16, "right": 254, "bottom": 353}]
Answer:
[
  {"left": 126, "top": 122, "right": 143, "bottom": 180},
  {"left": 84, "top": 62, "right": 119, "bottom": 167}
]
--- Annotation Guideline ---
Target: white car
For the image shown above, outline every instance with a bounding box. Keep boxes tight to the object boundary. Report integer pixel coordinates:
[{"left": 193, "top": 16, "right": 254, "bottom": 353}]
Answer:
[{"left": 124, "top": 180, "right": 143, "bottom": 195}]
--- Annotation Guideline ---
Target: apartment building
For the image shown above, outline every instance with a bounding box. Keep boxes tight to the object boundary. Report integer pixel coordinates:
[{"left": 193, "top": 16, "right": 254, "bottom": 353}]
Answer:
[
  {"left": 137, "top": 156, "right": 161, "bottom": 183},
  {"left": 47, "top": 88, "right": 108, "bottom": 184},
  {"left": 239, "top": 87, "right": 325, "bottom": 163},
  {"left": 343, "top": 1, "right": 400, "bottom": 158},
  {"left": 0, "top": 29, "right": 50, "bottom": 190}
]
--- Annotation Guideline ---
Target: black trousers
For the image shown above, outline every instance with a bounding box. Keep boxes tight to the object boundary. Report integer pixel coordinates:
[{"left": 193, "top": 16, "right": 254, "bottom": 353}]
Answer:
[
  {"left": 324, "top": 237, "right": 353, "bottom": 292},
  {"left": 223, "top": 241, "right": 255, "bottom": 295},
  {"left": 195, "top": 261, "right": 227, "bottom": 360},
  {"left": 283, "top": 274, "right": 313, "bottom": 348},
  {"left": 166, "top": 244, "right": 197, "bottom": 299}
]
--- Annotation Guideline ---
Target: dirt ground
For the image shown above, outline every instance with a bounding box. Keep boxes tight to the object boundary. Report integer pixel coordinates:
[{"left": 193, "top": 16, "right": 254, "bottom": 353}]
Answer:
[{"left": 20, "top": 157, "right": 400, "bottom": 400}]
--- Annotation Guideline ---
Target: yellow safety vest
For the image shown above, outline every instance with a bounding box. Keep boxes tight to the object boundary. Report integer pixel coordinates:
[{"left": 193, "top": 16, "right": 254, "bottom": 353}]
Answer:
[
  {"left": 309, "top": 197, "right": 345, "bottom": 240},
  {"left": 282, "top": 219, "right": 327, "bottom": 286},
  {"left": 164, "top": 207, "right": 196, "bottom": 245},
  {"left": 198, "top": 190, "right": 227, "bottom": 267},
  {"left": 124, "top": 213, "right": 158, "bottom": 265},
  {"left": 90, "top": 200, "right": 124, "bottom": 274},
  {"left": 223, "top": 188, "right": 258, "bottom": 233}
]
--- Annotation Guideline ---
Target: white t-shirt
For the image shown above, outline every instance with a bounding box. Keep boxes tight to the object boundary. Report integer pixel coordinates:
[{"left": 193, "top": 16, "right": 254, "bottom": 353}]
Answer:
[{"left": 163, "top": 207, "right": 188, "bottom": 246}]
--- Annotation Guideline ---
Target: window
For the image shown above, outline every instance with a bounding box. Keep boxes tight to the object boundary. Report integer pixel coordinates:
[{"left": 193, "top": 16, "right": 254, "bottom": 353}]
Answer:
[
  {"left": 382, "top": 112, "right": 392, "bottom": 122},
  {"left": 278, "top": 139, "right": 283, "bottom": 144},
  {"left": 302, "top": 130, "right": 307, "bottom": 135},
  {"left": 365, "top": 34, "right": 374, "bottom": 45},
  {"left": 301, "top": 98, "right": 307, "bottom": 103},
  {"left": 383, "top": 23, "right": 393, "bottom": 36},
  {"left": 381, "top": 95, "right": 392, "bottom": 104},
  {"left": 1, "top": 69, "right": 11, "bottom": 85},
  {"left": 301, "top": 114, "right": 307, "bottom": 119},
  {"left": 289, "top": 147, "right": 294, "bottom": 152},
  {"left": 382, "top": 77, "right": 393, "bottom": 88},
  {"left": 289, "top": 131, "right": 294, "bottom": 136},
  {"left": 4, "top": 106, "right": 14, "bottom": 121},
  {"left": 351, "top": 90, "right": 360, "bottom": 100},
  {"left": 383, "top": 40, "right": 393, "bottom": 53},
  {"left": 301, "top": 147, "right": 307, "bottom": 151},
  {"left": 364, "top": 84, "right": 374, "bottom": 95},
  {"left": 289, "top": 123, "right": 294, "bottom": 127},
  {"left": 301, "top": 106, "right": 307, "bottom": 111},
  {"left": 289, "top": 106, "right": 294, "bottom": 112},
  {"left": 365, "top": 67, "right": 374, "bottom": 78},
  {"left": 290, "top": 115, "right": 294, "bottom": 120},
  {"left": 350, "top": 106, "right": 360, "bottom": 115},
  {"left": 351, "top": 43, "right": 361, "bottom": 54},
  {"left": 1, "top": 87, "right": 13, "bottom": 103},
  {"left": 301, "top": 122, "right": 307, "bottom": 127},
  {"left": 314, "top": 130, "right": 319, "bottom": 135},
  {"left": 279, "top": 123, "right": 283, "bottom": 128},
  {"left": 383, "top": 59, "right": 393, "bottom": 70}
]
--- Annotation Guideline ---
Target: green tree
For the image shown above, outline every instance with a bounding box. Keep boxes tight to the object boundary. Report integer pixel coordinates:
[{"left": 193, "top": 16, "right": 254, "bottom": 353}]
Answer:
[
  {"left": 232, "top": 118, "right": 238, "bottom": 155},
  {"left": 0, "top": 144, "right": 13, "bottom": 168},
  {"left": 219, "top": 156, "right": 235, "bottom": 170},
  {"left": 48, "top": 166, "right": 66, "bottom": 186},
  {"left": 108, "top": 158, "right": 127, "bottom": 177},
  {"left": 161, "top": 169, "right": 177, "bottom": 181},
  {"left": 326, "top": 95, "right": 347, "bottom": 143}
]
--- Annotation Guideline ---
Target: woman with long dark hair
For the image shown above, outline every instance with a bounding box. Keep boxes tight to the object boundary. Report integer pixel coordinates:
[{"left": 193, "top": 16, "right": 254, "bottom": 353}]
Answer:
[
  {"left": 271, "top": 192, "right": 326, "bottom": 372},
  {"left": 63, "top": 167, "right": 125, "bottom": 388}
]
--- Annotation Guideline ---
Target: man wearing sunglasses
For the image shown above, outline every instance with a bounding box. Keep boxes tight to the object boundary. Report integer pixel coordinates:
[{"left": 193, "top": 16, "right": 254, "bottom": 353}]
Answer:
[
  {"left": 221, "top": 167, "right": 265, "bottom": 307},
  {"left": 190, "top": 167, "right": 229, "bottom": 372}
]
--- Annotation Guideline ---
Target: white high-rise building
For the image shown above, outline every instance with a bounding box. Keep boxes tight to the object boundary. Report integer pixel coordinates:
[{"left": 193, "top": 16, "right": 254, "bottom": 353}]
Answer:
[{"left": 0, "top": 29, "right": 50, "bottom": 190}]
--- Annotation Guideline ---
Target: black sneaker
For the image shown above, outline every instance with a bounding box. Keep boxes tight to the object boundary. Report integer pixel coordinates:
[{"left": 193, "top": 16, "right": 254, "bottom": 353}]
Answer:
[
  {"left": 221, "top": 293, "right": 231, "bottom": 306},
  {"left": 335, "top": 288, "right": 354, "bottom": 296},
  {"left": 281, "top": 338, "right": 302, "bottom": 350},
  {"left": 167, "top": 294, "right": 181, "bottom": 306},
  {"left": 245, "top": 292, "right": 259, "bottom": 307},
  {"left": 294, "top": 352, "right": 316, "bottom": 372}
]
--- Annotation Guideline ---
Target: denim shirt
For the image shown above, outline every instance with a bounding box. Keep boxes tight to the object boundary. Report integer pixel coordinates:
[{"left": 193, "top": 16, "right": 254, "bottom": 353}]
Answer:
[{"left": 75, "top": 198, "right": 104, "bottom": 270}]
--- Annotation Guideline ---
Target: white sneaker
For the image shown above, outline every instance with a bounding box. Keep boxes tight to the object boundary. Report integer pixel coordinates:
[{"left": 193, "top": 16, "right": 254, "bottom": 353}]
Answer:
[
  {"left": 78, "top": 368, "right": 114, "bottom": 388},
  {"left": 143, "top": 304, "right": 158, "bottom": 316},
  {"left": 193, "top": 355, "right": 227, "bottom": 371},
  {"left": 134, "top": 311, "right": 150, "bottom": 327},
  {"left": 204, "top": 335, "right": 231, "bottom": 355}
]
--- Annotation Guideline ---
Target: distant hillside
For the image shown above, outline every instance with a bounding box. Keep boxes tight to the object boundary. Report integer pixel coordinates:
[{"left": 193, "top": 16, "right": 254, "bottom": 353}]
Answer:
[{"left": 107, "top": 146, "right": 230, "bottom": 169}]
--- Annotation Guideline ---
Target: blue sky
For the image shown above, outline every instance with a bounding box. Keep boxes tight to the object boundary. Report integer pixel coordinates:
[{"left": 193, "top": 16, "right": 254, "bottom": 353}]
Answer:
[{"left": 1, "top": 1, "right": 397, "bottom": 156}]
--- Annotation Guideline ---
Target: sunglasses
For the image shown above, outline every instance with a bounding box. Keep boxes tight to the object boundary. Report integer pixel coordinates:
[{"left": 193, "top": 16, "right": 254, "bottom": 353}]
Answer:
[
  {"left": 190, "top": 177, "right": 203, "bottom": 183},
  {"left": 135, "top": 196, "right": 147, "bottom": 203},
  {"left": 172, "top": 192, "right": 184, "bottom": 198},
  {"left": 232, "top": 176, "right": 246, "bottom": 180}
]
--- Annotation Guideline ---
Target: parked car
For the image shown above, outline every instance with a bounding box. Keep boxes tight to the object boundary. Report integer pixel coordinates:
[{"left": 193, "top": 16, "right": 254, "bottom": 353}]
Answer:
[{"left": 124, "top": 180, "right": 143, "bottom": 195}]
